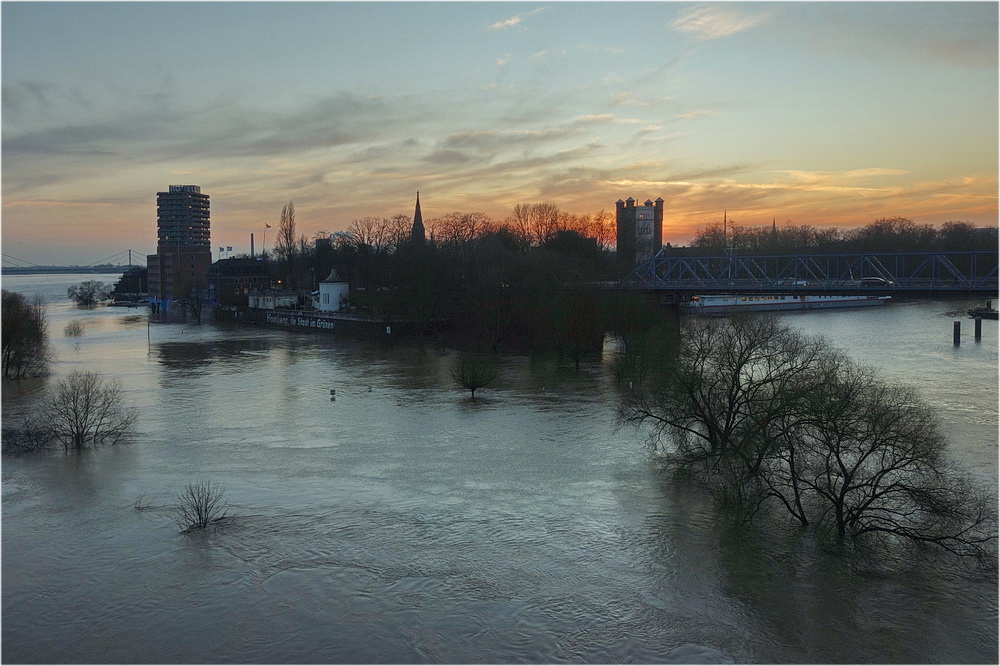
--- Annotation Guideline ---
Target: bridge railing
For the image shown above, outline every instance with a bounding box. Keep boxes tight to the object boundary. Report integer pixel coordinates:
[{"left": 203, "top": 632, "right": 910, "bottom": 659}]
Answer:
[{"left": 625, "top": 250, "right": 998, "bottom": 292}]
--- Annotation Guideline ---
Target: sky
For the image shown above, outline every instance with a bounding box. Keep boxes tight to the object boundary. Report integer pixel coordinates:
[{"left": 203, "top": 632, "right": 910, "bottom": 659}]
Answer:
[{"left": 2, "top": 1, "right": 997, "bottom": 265}]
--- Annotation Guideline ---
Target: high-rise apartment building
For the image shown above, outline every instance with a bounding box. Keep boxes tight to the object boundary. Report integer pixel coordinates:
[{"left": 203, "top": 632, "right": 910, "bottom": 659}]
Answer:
[
  {"left": 156, "top": 185, "right": 210, "bottom": 246},
  {"left": 616, "top": 197, "right": 663, "bottom": 269},
  {"left": 147, "top": 185, "right": 213, "bottom": 311}
]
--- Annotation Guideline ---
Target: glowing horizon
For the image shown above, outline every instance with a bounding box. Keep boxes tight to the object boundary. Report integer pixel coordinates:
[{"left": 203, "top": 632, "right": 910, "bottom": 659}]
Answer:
[{"left": 3, "top": 2, "right": 996, "bottom": 265}]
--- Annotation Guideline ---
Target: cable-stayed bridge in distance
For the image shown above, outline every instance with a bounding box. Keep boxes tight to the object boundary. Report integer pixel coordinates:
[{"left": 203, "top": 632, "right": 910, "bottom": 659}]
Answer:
[{"left": 2, "top": 250, "right": 147, "bottom": 275}]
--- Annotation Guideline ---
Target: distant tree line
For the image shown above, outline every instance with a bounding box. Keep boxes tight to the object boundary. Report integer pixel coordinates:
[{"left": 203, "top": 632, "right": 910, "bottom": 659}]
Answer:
[
  {"left": 261, "top": 208, "right": 995, "bottom": 313},
  {"left": 258, "top": 200, "right": 616, "bottom": 294},
  {"left": 241, "top": 200, "right": 645, "bottom": 357},
  {"left": 230, "top": 204, "right": 996, "bottom": 353},
  {"left": 685, "top": 216, "right": 998, "bottom": 255}
]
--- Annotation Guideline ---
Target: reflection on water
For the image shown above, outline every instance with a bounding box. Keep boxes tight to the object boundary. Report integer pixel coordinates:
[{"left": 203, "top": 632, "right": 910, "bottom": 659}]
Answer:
[
  {"left": 155, "top": 337, "right": 275, "bottom": 372},
  {"left": 2, "top": 276, "right": 997, "bottom": 664}
]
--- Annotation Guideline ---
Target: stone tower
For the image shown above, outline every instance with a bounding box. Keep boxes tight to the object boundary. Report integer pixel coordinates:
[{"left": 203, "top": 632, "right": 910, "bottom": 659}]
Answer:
[{"left": 615, "top": 196, "right": 664, "bottom": 269}]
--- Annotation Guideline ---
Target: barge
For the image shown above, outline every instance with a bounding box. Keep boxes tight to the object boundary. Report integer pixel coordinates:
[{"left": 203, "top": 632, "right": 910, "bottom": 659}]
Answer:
[
  {"left": 968, "top": 301, "right": 998, "bottom": 319},
  {"left": 681, "top": 293, "right": 891, "bottom": 315}
]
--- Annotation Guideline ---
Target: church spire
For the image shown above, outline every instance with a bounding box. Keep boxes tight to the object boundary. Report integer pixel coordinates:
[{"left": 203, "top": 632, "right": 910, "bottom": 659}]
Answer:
[{"left": 411, "top": 190, "right": 425, "bottom": 244}]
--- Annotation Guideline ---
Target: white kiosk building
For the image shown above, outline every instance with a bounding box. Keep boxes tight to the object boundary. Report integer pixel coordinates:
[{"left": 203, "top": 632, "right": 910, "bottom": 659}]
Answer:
[{"left": 318, "top": 268, "right": 349, "bottom": 311}]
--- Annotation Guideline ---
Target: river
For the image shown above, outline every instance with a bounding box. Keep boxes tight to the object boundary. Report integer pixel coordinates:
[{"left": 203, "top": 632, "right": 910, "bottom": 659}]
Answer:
[{"left": 2, "top": 274, "right": 997, "bottom": 664}]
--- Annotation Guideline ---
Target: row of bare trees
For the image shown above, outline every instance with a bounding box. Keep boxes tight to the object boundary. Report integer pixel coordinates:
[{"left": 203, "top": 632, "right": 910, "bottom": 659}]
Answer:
[
  {"left": 327, "top": 203, "right": 615, "bottom": 254},
  {"left": 265, "top": 200, "right": 615, "bottom": 291},
  {"left": 690, "top": 217, "right": 997, "bottom": 254},
  {"left": 617, "top": 315, "right": 997, "bottom": 564}
]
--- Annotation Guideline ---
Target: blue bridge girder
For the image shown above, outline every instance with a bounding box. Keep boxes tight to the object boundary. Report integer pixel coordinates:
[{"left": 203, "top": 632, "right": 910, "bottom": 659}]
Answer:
[{"left": 624, "top": 250, "right": 999, "bottom": 294}]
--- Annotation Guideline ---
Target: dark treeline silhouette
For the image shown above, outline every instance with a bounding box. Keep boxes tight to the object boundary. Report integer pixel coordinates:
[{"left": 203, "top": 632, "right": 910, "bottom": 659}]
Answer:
[
  {"left": 686, "top": 216, "right": 998, "bottom": 255},
  {"left": 236, "top": 206, "right": 996, "bottom": 352},
  {"left": 240, "top": 201, "right": 663, "bottom": 357},
  {"left": 1, "top": 289, "right": 49, "bottom": 379}
]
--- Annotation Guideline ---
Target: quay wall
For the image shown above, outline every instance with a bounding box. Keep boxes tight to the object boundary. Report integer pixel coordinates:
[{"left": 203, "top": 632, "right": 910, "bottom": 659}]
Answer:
[{"left": 241, "top": 308, "right": 413, "bottom": 338}]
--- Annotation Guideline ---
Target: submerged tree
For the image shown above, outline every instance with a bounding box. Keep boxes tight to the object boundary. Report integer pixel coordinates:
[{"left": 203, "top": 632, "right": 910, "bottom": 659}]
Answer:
[
  {"left": 44, "top": 371, "right": 138, "bottom": 452},
  {"left": 451, "top": 355, "right": 500, "bottom": 398},
  {"left": 67, "top": 281, "right": 112, "bottom": 307},
  {"left": 792, "top": 360, "right": 997, "bottom": 558},
  {"left": 1, "top": 290, "right": 50, "bottom": 378},
  {"left": 618, "top": 314, "right": 997, "bottom": 562},
  {"left": 173, "top": 480, "right": 230, "bottom": 533}
]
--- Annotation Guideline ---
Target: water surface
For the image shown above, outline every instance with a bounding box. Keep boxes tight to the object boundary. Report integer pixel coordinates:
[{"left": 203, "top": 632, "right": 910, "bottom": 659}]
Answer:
[{"left": 3, "top": 276, "right": 997, "bottom": 663}]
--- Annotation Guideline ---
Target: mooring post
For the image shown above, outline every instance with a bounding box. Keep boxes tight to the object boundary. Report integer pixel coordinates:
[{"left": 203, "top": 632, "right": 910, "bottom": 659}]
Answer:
[
  {"left": 954, "top": 320, "right": 961, "bottom": 346},
  {"left": 975, "top": 317, "right": 982, "bottom": 342}
]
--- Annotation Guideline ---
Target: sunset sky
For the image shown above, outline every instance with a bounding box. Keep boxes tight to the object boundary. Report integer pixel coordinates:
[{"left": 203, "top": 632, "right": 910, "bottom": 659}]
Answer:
[{"left": 3, "top": 1, "right": 997, "bottom": 265}]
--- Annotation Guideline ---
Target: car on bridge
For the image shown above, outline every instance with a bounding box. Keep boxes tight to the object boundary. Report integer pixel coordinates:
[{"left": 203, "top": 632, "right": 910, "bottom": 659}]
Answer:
[{"left": 858, "top": 277, "right": 894, "bottom": 287}]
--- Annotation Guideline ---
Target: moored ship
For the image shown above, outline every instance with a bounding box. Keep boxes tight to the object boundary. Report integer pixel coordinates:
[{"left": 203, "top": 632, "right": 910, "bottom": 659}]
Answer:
[
  {"left": 681, "top": 293, "right": 891, "bottom": 315},
  {"left": 967, "top": 300, "right": 998, "bottom": 319}
]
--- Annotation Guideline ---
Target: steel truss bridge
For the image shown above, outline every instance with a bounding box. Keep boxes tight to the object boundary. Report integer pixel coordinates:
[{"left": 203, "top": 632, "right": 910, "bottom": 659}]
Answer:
[{"left": 624, "top": 250, "right": 998, "bottom": 295}]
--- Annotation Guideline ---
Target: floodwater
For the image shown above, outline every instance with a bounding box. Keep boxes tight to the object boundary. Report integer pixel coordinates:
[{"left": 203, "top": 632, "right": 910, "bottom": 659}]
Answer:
[{"left": 2, "top": 274, "right": 997, "bottom": 664}]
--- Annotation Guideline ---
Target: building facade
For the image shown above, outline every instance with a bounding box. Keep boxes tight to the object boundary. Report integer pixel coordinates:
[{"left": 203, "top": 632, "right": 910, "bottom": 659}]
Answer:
[
  {"left": 147, "top": 185, "right": 213, "bottom": 310},
  {"left": 207, "top": 257, "right": 270, "bottom": 308},
  {"left": 616, "top": 197, "right": 664, "bottom": 269}
]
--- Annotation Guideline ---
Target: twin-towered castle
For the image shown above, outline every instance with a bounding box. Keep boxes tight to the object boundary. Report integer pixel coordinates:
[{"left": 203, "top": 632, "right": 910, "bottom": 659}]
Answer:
[{"left": 616, "top": 197, "right": 664, "bottom": 268}]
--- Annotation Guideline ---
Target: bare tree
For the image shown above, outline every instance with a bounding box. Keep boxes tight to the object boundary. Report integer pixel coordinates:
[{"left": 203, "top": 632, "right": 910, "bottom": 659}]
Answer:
[
  {"left": 451, "top": 355, "right": 500, "bottom": 398},
  {"left": 275, "top": 201, "right": 297, "bottom": 288},
  {"left": 2, "top": 290, "right": 50, "bottom": 378},
  {"left": 504, "top": 203, "right": 561, "bottom": 247},
  {"left": 620, "top": 316, "right": 825, "bottom": 467},
  {"left": 431, "top": 212, "right": 493, "bottom": 246},
  {"left": 794, "top": 360, "right": 997, "bottom": 558},
  {"left": 529, "top": 203, "right": 560, "bottom": 246},
  {"left": 618, "top": 315, "right": 997, "bottom": 562},
  {"left": 506, "top": 204, "right": 535, "bottom": 249},
  {"left": 44, "top": 371, "right": 138, "bottom": 452},
  {"left": 173, "top": 480, "right": 230, "bottom": 533},
  {"left": 386, "top": 214, "right": 412, "bottom": 250},
  {"left": 589, "top": 209, "right": 617, "bottom": 251},
  {"left": 1, "top": 415, "right": 55, "bottom": 455},
  {"left": 187, "top": 285, "right": 205, "bottom": 323},
  {"left": 350, "top": 216, "right": 390, "bottom": 251},
  {"left": 67, "top": 281, "right": 112, "bottom": 307},
  {"left": 348, "top": 216, "right": 391, "bottom": 291}
]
